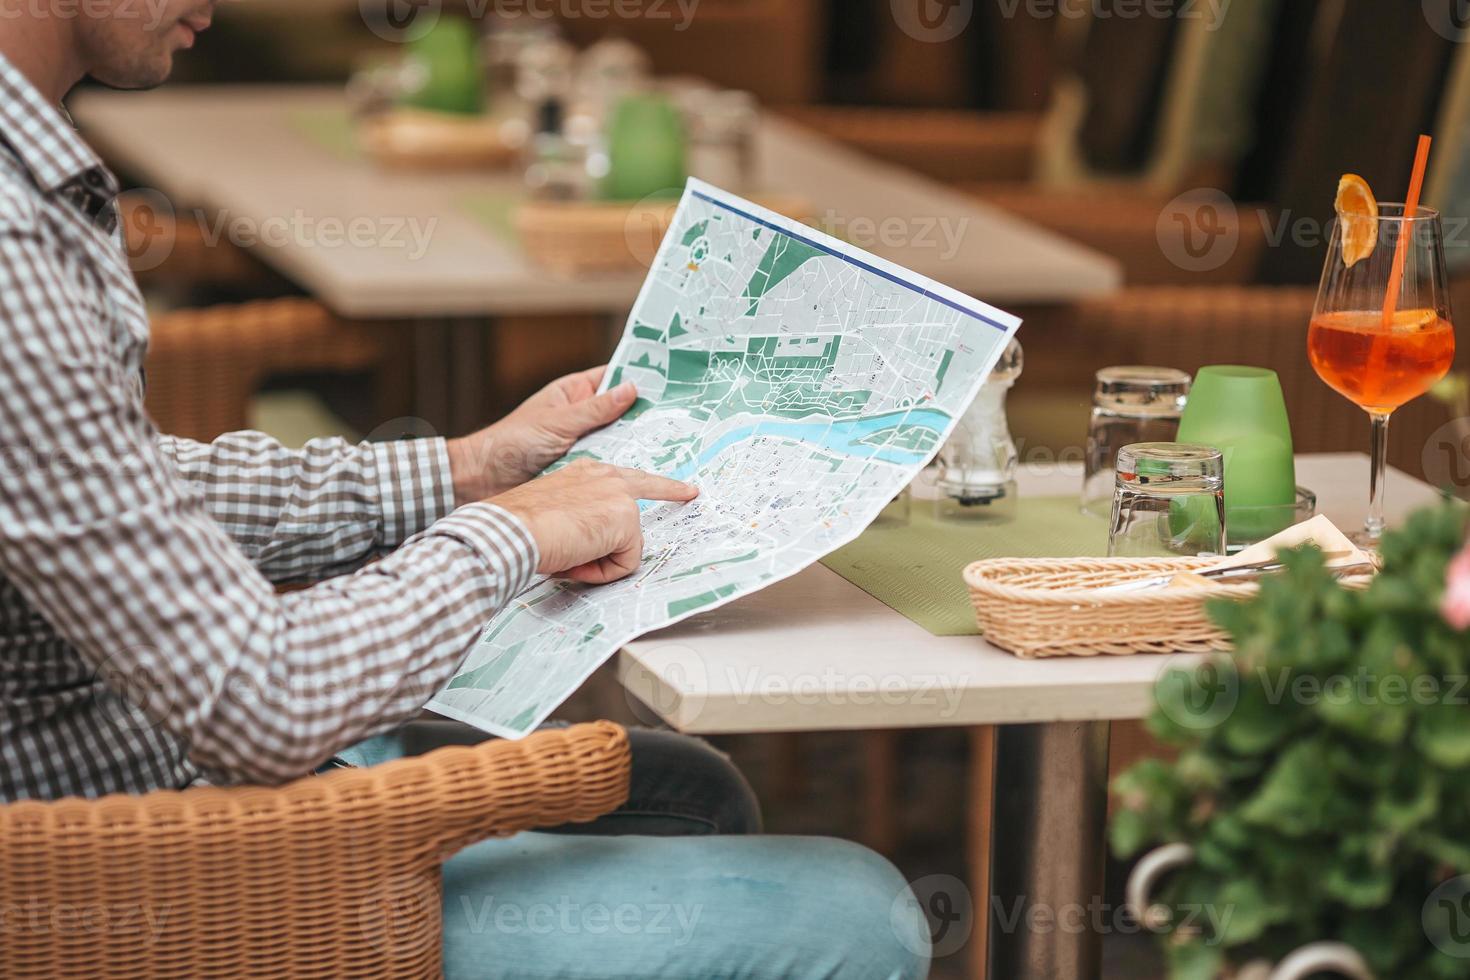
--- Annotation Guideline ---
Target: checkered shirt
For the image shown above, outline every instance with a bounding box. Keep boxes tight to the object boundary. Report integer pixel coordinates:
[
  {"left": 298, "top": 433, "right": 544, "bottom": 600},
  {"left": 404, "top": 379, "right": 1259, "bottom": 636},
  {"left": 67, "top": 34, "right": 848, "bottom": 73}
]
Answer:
[{"left": 0, "top": 55, "right": 537, "bottom": 800}]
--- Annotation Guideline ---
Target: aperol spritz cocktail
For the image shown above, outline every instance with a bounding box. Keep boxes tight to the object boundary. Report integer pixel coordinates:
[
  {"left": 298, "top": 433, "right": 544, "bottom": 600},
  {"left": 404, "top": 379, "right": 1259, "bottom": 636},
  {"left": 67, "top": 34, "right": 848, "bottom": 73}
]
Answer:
[
  {"left": 1310, "top": 197, "right": 1455, "bottom": 546},
  {"left": 1308, "top": 309, "right": 1455, "bottom": 414}
]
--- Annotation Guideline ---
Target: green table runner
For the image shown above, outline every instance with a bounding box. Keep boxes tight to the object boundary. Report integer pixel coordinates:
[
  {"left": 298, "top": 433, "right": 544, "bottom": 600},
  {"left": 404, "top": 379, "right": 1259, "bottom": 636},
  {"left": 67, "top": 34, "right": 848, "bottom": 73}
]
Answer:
[
  {"left": 286, "top": 107, "right": 523, "bottom": 244},
  {"left": 820, "top": 495, "right": 1109, "bottom": 636},
  {"left": 455, "top": 189, "right": 522, "bottom": 243},
  {"left": 287, "top": 107, "right": 361, "bottom": 162}
]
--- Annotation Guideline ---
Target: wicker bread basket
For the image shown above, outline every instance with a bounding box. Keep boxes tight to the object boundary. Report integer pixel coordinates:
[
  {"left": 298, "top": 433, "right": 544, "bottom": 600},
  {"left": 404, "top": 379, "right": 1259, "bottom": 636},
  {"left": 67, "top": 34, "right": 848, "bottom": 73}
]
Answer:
[
  {"left": 963, "top": 557, "right": 1254, "bottom": 659},
  {"left": 516, "top": 193, "right": 812, "bottom": 276},
  {"left": 358, "top": 109, "right": 519, "bottom": 170}
]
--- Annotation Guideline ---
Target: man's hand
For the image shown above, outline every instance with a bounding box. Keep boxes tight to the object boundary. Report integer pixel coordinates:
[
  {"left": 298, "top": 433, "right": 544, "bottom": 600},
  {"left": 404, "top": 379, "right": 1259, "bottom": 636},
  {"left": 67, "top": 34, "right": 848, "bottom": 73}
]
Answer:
[
  {"left": 447, "top": 366, "right": 638, "bottom": 504},
  {"left": 491, "top": 459, "right": 698, "bottom": 584}
]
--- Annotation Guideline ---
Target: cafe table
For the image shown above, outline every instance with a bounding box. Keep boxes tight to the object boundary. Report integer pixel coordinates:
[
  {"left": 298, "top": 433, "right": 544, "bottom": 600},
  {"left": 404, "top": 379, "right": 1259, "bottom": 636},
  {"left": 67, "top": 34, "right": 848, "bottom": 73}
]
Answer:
[
  {"left": 68, "top": 85, "right": 1121, "bottom": 433},
  {"left": 617, "top": 453, "right": 1447, "bottom": 980}
]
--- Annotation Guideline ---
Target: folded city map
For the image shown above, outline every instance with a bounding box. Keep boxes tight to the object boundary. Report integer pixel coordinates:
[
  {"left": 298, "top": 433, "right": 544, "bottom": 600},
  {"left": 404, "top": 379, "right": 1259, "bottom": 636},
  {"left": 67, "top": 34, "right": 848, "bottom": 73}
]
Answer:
[{"left": 428, "top": 179, "right": 1022, "bottom": 737}]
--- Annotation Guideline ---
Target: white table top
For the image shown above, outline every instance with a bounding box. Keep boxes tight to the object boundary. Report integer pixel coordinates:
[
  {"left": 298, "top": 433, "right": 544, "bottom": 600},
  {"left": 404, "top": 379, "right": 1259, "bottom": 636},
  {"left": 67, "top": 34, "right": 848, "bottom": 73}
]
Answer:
[
  {"left": 617, "top": 454, "right": 1446, "bottom": 734},
  {"left": 69, "top": 86, "right": 1121, "bottom": 318}
]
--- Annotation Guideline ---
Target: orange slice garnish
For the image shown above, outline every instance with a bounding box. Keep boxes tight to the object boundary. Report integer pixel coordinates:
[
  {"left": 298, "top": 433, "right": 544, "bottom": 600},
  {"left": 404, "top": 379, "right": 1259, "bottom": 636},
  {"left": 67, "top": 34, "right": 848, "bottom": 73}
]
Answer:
[
  {"left": 1335, "top": 173, "right": 1378, "bottom": 267},
  {"left": 1386, "top": 308, "right": 1438, "bottom": 332}
]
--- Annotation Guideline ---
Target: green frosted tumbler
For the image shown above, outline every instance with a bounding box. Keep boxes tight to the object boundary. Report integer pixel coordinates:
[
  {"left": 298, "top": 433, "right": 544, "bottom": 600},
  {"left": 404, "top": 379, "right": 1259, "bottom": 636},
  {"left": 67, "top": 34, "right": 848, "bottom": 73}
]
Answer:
[
  {"left": 603, "top": 94, "right": 687, "bottom": 201},
  {"left": 402, "top": 17, "right": 484, "bottom": 116},
  {"left": 1175, "top": 365, "right": 1297, "bottom": 544}
]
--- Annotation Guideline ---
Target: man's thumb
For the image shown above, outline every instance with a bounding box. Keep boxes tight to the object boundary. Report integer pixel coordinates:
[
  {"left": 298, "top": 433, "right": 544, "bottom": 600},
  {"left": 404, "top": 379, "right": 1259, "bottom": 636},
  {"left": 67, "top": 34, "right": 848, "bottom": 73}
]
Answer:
[{"left": 558, "top": 381, "right": 637, "bottom": 434}]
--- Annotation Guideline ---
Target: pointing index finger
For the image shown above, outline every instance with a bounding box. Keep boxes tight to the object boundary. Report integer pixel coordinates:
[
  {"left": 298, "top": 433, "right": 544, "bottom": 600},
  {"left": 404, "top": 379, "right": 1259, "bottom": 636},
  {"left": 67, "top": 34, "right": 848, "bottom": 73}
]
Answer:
[{"left": 613, "top": 466, "right": 699, "bottom": 502}]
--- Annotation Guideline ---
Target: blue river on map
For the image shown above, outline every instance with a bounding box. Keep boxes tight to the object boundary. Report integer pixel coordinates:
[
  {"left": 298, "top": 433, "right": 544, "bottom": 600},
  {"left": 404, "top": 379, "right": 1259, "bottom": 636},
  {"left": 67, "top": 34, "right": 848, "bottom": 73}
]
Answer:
[{"left": 662, "top": 406, "right": 952, "bottom": 482}]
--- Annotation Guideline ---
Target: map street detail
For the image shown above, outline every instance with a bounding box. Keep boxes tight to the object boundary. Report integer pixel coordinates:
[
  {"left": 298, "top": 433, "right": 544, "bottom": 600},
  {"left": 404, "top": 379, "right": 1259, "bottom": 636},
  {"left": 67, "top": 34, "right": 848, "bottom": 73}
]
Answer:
[{"left": 428, "top": 180, "right": 1022, "bottom": 737}]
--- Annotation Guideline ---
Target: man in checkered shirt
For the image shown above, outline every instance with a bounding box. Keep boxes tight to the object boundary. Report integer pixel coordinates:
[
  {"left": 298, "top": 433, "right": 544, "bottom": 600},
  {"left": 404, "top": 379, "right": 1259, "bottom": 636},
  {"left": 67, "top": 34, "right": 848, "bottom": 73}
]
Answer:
[{"left": 0, "top": 3, "right": 929, "bottom": 978}]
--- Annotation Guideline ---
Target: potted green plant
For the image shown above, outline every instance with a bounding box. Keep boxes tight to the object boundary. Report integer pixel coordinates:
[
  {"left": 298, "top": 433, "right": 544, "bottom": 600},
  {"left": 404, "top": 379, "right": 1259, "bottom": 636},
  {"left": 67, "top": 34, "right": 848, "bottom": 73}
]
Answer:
[{"left": 1111, "top": 504, "right": 1470, "bottom": 979}]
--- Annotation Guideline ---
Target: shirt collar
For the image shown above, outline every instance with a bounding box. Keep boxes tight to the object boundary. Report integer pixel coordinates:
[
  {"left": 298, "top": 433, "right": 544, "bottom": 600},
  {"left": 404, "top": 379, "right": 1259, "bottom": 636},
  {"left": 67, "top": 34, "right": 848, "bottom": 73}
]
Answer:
[{"left": 0, "top": 51, "right": 113, "bottom": 195}]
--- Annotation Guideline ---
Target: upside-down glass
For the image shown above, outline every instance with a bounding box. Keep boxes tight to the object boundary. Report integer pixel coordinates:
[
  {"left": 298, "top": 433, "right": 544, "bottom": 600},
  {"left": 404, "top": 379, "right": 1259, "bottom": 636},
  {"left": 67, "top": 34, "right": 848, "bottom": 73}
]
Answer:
[
  {"left": 1108, "top": 443, "right": 1226, "bottom": 558},
  {"left": 1308, "top": 205, "right": 1456, "bottom": 547},
  {"left": 1081, "top": 367, "right": 1192, "bottom": 517}
]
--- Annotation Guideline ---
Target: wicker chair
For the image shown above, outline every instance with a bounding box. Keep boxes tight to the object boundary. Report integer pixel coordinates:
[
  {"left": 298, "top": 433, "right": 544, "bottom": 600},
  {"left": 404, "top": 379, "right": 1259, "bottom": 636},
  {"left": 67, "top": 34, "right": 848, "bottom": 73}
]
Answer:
[
  {"left": 0, "top": 721, "right": 631, "bottom": 979},
  {"left": 964, "top": 183, "right": 1273, "bottom": 286},
  {"left": 777, "top": 106, "right": 1042, "bottom": 184},
  {"left": 118, "top": 191, "right": 273, "bottom": 293},
  {"left": 121, "top": 192, "right": 404, "bottom": 442},
  {"left": 145, "top": 298, "right": 397, "bottom": 443}
]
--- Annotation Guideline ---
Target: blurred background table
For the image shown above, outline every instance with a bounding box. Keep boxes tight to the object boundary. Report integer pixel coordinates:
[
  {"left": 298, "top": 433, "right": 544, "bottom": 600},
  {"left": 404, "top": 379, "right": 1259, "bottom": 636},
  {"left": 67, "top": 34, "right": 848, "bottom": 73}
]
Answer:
[
  {"left": 618, "top": 453, "right": 1447, "bottom": 980},
  {"left": 71, "top": 85, "right": 1121, "bottom": 435}
]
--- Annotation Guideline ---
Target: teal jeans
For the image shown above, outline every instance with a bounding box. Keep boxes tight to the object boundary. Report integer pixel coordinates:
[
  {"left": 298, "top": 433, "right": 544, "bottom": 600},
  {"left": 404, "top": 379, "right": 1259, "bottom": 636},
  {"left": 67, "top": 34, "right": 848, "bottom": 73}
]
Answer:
[{"left": 337, "top": 723, "right": 930, "bottom": 979}]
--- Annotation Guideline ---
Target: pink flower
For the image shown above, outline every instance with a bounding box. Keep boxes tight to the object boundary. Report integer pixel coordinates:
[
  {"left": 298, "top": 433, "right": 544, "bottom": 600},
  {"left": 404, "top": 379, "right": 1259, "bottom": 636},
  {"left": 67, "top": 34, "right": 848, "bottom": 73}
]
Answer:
[{"left": 1445, "top": 543, "right": 1470, "bottom": 631}]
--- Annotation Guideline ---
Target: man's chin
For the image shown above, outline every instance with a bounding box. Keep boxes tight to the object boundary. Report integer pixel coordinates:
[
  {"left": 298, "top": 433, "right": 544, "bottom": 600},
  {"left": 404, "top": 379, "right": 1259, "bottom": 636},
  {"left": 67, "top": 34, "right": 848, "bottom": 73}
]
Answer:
[{"left": 88, "top": 54, "right": 176, "bottom": 92}]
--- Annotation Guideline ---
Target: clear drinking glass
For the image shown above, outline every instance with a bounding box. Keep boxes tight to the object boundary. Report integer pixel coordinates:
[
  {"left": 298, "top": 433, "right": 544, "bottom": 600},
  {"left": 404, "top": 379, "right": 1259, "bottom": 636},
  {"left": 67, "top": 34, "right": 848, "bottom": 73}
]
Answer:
[
  {"left": 1308, "top": 204, "right": 1455, "bottom": 547},
  {"left": 682, "top": 89, "right": 759, "bottom": 193},
  {"left": 1081, "top": 367, "right": 1192, "bottom": 517},
  {"left": 1108, "top": 443, "right": 1226, "bottom": 558}
]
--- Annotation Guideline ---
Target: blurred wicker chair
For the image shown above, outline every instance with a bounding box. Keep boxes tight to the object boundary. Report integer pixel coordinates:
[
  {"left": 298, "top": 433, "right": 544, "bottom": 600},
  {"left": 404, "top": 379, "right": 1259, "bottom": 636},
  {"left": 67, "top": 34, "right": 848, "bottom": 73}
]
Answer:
[
  {"left": 0, "top": 721, "right": 631, "bottom": 979},
  {"left": 120, "top": 190, "right": 403, "bottom": 443},
  {"left": 777, "top": 106, "right": 1042, "bottom": 184},
  {"left": 146, "top": 298, "right": 395, "bottom": 442},
  {"left": 964, "top": 183, "right": 1273, "bottom": 285},
  {"left": 118, "top": 191, "right": 274, "bottom": 293}
]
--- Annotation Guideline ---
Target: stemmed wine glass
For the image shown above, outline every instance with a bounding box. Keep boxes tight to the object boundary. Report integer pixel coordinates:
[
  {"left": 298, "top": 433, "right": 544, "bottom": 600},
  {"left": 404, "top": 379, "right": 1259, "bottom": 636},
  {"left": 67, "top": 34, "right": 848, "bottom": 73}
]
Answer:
[{"left": 1308, "top": 204, "right": 1456, "bottom": 547}]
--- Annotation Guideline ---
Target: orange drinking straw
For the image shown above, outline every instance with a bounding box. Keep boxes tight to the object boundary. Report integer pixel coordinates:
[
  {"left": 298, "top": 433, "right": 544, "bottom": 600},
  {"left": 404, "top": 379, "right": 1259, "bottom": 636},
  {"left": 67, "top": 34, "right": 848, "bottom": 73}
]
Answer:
[{"left": 1381, "top": 134, "right": 1433, "bottom": 324}]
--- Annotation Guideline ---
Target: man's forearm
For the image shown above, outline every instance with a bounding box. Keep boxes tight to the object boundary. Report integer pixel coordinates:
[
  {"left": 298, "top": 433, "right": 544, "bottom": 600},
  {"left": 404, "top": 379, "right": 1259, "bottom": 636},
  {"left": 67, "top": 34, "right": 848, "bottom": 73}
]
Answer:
[
  {"left": 186, "top": 501, "right": 539, "bottom": 784},
  {"left": 158, "top": 431, "right": 455, "bottom": 581}
]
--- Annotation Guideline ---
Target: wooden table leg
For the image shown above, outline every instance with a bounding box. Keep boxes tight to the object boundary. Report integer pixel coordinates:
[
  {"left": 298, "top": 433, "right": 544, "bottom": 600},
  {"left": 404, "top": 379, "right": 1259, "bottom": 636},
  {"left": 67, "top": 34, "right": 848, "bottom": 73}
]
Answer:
[
  {"left": 488, "top": 315, "right": 615, "bottom": 416},
  {"left": 767, "top": 733, "right": 807, "bottom": 805},
  {"left": 968, "top": 725, "right": 996, "bottom": 979},
  {"left": 412, "top": 317, "right": 495, "bottom": 437},
  {"left": 861, "top": 730, "right": 900, "bottom": 857},
  {"left": 414, "top": 314, "right": 615, "bottom": 437},
  {"left": 987, "top": 721, "right": 1110, "bottom": 980},
  {"left": 448, "top": 318, "right": 489, "bottom": 435},
  {"left": 412, "top": 319, "right": 451, "bottom": 436}
]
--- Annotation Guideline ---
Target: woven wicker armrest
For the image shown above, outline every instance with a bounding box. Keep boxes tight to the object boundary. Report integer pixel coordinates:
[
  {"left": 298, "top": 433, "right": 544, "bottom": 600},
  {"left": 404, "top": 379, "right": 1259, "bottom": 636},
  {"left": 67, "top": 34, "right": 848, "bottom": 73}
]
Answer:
[
  {"left": 0, "top": 721, "right": 631, "bottom": 979},
  {"left": 144, "top": 298, "right": 389, "bottom": 442}
]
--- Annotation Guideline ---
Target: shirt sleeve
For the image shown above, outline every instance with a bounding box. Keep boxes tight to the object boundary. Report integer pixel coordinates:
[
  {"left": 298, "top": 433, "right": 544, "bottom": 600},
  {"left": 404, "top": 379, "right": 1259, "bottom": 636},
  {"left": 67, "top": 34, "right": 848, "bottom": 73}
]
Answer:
[
  {"left": 155, "top": 431, "right": 456, "bottom": 582},
  {"left": 0, "top": 228, "right": 539, "bottom": 784}
]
